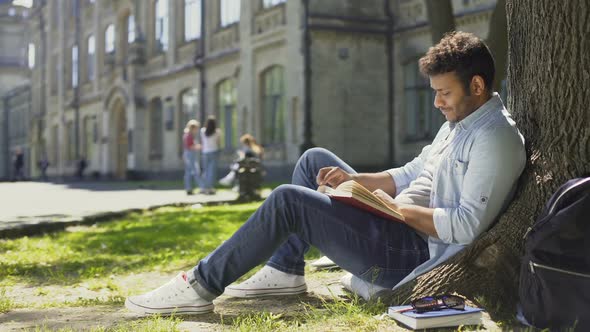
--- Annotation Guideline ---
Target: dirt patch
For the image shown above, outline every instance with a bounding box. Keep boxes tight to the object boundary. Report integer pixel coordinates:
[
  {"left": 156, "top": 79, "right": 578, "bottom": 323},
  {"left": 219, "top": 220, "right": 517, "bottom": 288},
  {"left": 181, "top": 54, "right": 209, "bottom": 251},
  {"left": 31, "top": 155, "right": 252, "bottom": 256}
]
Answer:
[{"left": 0, "top": 269, "right": 500, "bottom": 331}]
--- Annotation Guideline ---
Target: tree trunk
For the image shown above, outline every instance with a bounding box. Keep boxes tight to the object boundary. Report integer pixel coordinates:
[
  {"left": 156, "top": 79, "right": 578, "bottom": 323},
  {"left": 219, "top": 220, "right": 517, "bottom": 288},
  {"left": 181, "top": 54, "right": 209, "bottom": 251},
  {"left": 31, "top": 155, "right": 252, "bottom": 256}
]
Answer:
[
  {"left": 425, "top": 0, "right": 455, "bottom": 44},
  {"left": 380, "top": 0, "right": 590, "bottom": 320}
]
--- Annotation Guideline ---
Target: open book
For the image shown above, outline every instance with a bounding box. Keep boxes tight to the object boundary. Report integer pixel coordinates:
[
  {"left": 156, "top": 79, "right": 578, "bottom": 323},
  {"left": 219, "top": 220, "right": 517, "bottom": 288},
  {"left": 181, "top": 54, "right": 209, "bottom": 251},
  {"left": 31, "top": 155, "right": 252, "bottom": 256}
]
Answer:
[{"left": 317, "top": 180, "right": 405, "bottom": 222}]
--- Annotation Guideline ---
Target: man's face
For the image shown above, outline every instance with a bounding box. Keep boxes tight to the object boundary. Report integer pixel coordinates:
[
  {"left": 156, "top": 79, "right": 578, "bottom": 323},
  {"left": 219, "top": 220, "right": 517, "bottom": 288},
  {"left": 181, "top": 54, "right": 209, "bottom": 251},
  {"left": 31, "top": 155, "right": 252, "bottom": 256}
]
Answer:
[{"left": 430, "top": 72, "right": 480, "bottom": 123}]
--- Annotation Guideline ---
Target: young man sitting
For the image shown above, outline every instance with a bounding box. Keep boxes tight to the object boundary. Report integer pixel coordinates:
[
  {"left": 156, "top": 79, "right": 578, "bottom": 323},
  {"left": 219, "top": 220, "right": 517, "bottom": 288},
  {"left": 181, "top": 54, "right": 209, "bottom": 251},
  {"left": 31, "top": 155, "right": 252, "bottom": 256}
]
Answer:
[{"left": 125, "top": 31, "right": 526, "bottom": 315}]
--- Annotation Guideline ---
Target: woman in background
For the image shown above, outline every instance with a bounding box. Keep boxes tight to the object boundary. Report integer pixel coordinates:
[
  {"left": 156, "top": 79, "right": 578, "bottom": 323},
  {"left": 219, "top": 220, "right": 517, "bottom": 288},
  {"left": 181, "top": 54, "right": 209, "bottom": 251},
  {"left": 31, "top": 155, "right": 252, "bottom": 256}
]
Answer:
[
  {"left": 219, "top": 134, "right": 264, "bottom": 187},
  {"left": 200, "top": 116, "right": 221, "bottom": 195},
  {"left": 182, "top": 120, "right": 202, "bottom": 195}
]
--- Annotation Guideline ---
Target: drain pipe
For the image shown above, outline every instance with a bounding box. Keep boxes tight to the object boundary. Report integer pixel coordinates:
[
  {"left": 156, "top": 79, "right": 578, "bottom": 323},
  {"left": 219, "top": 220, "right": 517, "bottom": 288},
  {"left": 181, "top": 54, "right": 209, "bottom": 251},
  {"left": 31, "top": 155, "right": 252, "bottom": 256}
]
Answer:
[
  {"left": 385, "top": 0, "right": 395, "bottom": 167},
  {"left": 300, "top": 0, "right": 314, "bottom": 154}
]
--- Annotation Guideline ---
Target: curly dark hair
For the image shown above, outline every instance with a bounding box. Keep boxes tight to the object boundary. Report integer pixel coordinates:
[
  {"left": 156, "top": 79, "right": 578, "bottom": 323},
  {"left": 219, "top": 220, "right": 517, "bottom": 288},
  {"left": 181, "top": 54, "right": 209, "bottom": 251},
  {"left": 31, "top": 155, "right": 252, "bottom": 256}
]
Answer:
[{"left": 419, "top": 31, "right": 495, "bottom": 94}]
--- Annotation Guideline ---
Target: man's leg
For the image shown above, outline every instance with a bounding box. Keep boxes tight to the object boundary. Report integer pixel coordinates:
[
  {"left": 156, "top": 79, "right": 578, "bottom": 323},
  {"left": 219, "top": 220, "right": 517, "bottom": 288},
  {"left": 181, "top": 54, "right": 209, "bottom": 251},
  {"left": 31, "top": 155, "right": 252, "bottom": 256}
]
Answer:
[
  {"left": 126, "top": 184, "right": 428, "bottom": 314},
  {"left": 189, "top": 184, "right": 429, "bottom": 301},
  {"left": 266, "top": 147, "right": 357, "bottom": 275}
]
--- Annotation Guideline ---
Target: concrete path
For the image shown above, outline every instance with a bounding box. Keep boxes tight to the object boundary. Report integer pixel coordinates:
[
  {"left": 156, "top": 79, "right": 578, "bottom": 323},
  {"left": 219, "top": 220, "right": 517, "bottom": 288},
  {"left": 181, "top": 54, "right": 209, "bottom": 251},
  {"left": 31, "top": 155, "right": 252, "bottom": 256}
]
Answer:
[{"left": 0, "top": 181, "right": 264, "bottom": 237}]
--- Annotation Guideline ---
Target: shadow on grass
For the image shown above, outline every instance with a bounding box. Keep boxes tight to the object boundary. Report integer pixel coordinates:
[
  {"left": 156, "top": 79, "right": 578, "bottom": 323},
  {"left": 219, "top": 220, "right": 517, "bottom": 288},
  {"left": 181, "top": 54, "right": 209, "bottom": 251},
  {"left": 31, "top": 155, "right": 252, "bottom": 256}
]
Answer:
[{"left": 0, "top": 204, "right": 263, "bottom": 286}]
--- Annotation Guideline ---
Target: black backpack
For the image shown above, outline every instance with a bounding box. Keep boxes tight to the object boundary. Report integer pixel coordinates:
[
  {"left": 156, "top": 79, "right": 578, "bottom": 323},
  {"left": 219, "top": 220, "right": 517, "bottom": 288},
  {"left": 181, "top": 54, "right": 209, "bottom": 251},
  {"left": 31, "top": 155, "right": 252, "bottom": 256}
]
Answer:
[{"left": 519, "top": 177, "right": 590, "bottom": 330}]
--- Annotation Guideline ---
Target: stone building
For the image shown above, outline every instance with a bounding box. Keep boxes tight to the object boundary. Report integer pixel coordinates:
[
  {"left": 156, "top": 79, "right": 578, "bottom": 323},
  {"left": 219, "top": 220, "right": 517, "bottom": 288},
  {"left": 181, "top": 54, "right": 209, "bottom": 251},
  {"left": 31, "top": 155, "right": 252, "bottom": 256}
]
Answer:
[
  {"left": 19, "top": 0, "right": 502, "bottom": 180},
  {"left": 0, "top": 0, "right": 32, "bottom": 180}
]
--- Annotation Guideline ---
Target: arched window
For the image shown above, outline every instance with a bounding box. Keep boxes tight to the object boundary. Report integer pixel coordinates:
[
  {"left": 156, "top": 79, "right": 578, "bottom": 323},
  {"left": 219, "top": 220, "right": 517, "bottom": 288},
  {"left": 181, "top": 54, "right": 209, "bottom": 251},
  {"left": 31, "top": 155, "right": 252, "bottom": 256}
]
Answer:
[
  {"left": 263, "top": 0, "right": 285, "bottom": 8},
  {"left": 184, "top": 0, "right": 201, "bottom": 41},
  {"left": 149, "top": 98, "right": 163, "bottom": 159},
  {"left": 403, "top": 60, "right": 443, "bottom": 141},
  {"left": 261, "top": 66, "right": 285, "bottom": 144},
  {"left": 216, "top": 79, "right": 237, "bottom": 150},
  {"left": 27, "top": 43, "right": 35, "bottom": 68},
  {"left": 127, "top": 14, "right": 136, "bottom": 43},
  {"left": 220, "top": 0, "right": 240, "bottom": 27},
  {"left": 105, "top": 24, "right": 115, "bottom": 53},
  {"left": 71, "top": 45, "right": 79, "bottom": 87},
  {"left": 87, "top": 35, "right": 95, "bottom": 81},
  {"left": 155, "top": 0, "right": 169, "bottom": 52}
]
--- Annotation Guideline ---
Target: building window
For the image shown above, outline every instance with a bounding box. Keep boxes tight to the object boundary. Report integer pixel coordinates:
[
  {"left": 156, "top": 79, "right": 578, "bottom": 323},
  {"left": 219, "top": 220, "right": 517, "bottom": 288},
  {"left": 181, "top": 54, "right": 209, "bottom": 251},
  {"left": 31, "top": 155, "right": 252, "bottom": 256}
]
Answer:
[
  {"left": 105, "top": 24, "right": 115, "bottom": 53},
  {"left": 262, "top": 0, "right": 285, "bottom": 8},
  {"left": 216, "top": 79, "right": 237, "bottom": 149},
  {"left": 27, "top": 43, "right": 35, "bottom": 68},
  {"left": 155, "top": 0, "right": 169, "bottom": 52},
  {"left": 128, "top": 14, "right": 136, "bottom": 43},
  {"left": 149, "top": 98, "right": 163, "bottom": 158},
  {"left": 87, "top": 35, "right": 95, "bottom": 81},
  {"left": 220, "top": 0, "right": 240, "bottom": 27},
  {"left": 261, "top": 66, "right": 285, "bottom": 144},
  {"left": 72, "top": 45, "right": 79, "bottom": 88},
  {"left": 184, "top": 0, "right": 201, "bottom": 41},
  {"left": 403, "top": 60, "right": 444, "bottom": 141}
]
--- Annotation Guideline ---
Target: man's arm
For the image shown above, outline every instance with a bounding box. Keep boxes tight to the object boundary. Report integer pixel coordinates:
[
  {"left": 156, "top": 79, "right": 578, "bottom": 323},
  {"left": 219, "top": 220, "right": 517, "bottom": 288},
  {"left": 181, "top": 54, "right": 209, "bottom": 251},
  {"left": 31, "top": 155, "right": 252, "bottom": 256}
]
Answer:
[
  {"left": 373, "top": 189, "right": 439, "bottom": 238},
  {"left": 317, "top": 142, "right": 434, "bottom": 197}
]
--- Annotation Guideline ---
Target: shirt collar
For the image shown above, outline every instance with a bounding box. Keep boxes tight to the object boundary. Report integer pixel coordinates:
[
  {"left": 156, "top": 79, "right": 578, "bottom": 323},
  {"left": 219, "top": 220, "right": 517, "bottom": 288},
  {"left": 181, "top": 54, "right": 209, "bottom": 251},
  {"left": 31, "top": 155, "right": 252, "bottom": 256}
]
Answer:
[{"left": 453, "top": 92, "right": 503, "bottom": 131}]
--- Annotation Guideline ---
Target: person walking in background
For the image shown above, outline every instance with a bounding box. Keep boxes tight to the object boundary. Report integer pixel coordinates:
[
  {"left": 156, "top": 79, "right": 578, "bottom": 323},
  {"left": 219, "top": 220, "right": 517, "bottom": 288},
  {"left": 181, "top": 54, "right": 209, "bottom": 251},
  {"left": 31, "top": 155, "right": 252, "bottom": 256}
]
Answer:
[
  {"left": 183, "top": 120, "right": 202, "bottom": 195},
  {"left": 13, "top": 148, "right": 24, "bottom": 181},
  {"left": 219, "top": 134, "right": 264, "bottom": 187},
  {"left": 200, "top": 116, "right": 221, "bottom": 195},
  {"left": 38, "top": 156, "right": 49, "bottom": 181},
  {"left": 76, "top": 156, "right": 87, "bottom": 179}
]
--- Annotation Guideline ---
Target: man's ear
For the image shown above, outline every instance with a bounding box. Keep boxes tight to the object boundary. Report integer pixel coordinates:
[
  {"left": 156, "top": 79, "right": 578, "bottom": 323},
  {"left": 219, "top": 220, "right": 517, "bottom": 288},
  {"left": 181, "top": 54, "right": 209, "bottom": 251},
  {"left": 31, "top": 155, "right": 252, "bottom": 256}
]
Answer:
[{"left": 470, "top": 75, "right": 486, "bottom": 96}]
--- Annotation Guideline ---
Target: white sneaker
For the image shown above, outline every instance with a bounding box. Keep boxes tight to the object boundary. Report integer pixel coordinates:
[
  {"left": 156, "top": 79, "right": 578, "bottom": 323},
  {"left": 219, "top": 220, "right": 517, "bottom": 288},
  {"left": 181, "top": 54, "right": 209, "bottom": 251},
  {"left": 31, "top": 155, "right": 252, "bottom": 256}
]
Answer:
[
  {"left": 224, "top": 265, "right": 307, "bottom": 298},
  {"left": 125, "top": 272, "right": 214, "bottom": 315},
  {"left": 310, "top": 256, "right": 339, "bottom": 270}
]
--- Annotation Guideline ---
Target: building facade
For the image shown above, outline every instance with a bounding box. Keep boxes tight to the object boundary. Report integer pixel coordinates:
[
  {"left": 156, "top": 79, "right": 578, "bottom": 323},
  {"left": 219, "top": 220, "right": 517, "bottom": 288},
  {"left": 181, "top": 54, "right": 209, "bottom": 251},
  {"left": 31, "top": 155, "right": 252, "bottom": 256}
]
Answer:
[
  {"left": 0, "top": 0, "right": 31, "bottom": 180},
  {"left": 18, "top": 0, "right": 500, "bottom": 180}
]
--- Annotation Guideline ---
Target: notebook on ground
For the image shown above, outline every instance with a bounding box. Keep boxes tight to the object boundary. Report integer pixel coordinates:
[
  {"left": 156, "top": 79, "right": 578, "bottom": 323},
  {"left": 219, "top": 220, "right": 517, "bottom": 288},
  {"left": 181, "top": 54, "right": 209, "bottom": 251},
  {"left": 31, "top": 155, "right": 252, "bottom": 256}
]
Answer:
[
  {"left": 387, "top": 305, "right": 484, "bottom": 330},
  {"left": 317, "top": 180, "right": 405, "bottom": 222}
]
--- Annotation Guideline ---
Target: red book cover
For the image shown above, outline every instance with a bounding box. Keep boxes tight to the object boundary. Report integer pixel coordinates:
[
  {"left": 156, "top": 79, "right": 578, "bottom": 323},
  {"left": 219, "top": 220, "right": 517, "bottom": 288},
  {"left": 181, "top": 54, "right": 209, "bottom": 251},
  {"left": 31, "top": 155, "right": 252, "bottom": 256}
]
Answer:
[{"left": 328, "top": 195, "right": 405, "bottom": 223}]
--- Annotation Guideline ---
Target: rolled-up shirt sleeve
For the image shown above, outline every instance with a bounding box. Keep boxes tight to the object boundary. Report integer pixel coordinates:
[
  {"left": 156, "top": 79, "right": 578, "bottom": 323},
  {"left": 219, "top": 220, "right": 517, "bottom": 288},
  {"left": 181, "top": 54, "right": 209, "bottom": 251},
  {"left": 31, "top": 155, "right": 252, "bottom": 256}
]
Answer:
[
  {"left": 433, "top": 126, "right": 526, "bottom": 245},
  {"left": 386, "top": 143, "right": 432, "bottom": 196}
]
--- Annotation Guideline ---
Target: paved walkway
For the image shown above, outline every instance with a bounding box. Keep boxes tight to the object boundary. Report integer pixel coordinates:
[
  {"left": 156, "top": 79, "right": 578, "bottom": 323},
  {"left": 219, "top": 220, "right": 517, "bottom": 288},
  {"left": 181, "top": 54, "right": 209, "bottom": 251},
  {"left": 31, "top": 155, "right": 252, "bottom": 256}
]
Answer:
[{"left": 0, "top": 181, "right": 265, "bottom": 237}]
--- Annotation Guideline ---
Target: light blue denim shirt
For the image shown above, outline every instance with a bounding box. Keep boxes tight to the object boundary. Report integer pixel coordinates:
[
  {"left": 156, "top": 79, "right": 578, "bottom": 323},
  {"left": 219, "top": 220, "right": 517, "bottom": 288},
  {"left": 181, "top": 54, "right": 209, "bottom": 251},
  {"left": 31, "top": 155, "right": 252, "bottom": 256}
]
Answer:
[{"left": 387, "top": 93, "right": 526, "bottom": 289}]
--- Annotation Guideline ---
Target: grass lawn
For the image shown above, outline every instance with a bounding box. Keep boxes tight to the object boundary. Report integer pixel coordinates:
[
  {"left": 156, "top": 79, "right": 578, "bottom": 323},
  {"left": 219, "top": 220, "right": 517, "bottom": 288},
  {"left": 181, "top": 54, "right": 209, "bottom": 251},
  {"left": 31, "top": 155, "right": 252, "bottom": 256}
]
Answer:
[{"left": 0, "top": 202, "right": 497, "bottom": 331}]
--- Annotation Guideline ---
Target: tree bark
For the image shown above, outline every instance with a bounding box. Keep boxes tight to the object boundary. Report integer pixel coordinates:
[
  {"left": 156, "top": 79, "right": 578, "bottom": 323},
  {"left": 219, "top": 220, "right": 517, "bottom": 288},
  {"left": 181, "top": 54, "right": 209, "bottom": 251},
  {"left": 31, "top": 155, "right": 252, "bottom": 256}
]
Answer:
[
  {"left": 425, "top": 0, "right": 455, "bottom": 44},
  {"left": 379, "top": 0, "right": 590, "bottom": 320}
]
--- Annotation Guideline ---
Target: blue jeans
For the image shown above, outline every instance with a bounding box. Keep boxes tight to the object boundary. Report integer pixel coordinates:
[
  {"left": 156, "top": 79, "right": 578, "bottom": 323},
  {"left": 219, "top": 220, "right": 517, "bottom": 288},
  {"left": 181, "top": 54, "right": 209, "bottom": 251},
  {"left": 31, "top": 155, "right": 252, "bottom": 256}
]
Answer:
[
  {"left": 201, "top": 151, "right": 220, "bottom": 190},
  {"left": 183, "top": 150, "right": 201, "bottom": 191},
  {"left": 188, "top": 148, "right": 429, "bottom": 301}
]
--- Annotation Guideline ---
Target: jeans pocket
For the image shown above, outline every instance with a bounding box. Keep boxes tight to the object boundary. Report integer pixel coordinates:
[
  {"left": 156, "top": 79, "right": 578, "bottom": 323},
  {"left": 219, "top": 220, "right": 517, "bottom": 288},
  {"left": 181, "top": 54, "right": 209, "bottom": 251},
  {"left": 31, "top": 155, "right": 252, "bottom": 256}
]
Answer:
[{"left": 358, "top": 265, "right": 408, "bottom": 288}]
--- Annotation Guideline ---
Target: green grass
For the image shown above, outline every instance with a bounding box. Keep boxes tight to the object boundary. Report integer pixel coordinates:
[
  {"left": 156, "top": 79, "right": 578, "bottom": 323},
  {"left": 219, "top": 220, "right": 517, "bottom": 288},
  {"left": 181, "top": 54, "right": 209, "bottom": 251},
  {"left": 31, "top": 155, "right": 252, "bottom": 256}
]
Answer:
[
  {"left": 27, "top": 315, "right": 183, "bottom": 332},
  {"left": 0, "top": 201, "right": 495, "bottom": 331},
  {"left": 0, "top": 288, "right": 18, "bottom": 313},
  {"left": 0, "top": 202, "right": 265, "bottom": 286}
]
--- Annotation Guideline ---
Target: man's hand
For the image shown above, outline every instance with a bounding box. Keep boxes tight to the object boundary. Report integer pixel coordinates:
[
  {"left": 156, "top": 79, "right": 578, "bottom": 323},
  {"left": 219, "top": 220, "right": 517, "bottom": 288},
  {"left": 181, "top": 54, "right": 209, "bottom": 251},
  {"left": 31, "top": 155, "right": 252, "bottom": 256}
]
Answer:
[
  {"left": 316, "top": 167, "right": 353, "bottom": 187},
  {"left": 372, "top": 189, "right": 397, "bottom": 207}
]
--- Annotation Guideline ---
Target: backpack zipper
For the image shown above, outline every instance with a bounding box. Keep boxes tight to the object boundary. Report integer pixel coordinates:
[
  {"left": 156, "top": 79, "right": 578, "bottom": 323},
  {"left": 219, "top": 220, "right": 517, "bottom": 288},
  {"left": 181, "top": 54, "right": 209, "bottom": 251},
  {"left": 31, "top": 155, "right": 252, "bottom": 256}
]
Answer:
[
  {"left": 529, "top": 261, "right": 590, "bottom": 278},
  {"left": 523, "top": 178, "right": 590, "bottom": 240}
]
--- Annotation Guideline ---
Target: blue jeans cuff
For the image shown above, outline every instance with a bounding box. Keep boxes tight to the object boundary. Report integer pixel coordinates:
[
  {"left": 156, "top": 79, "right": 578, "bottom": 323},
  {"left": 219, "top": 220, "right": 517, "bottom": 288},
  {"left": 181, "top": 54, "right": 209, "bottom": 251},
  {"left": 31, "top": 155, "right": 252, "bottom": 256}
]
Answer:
[
  {"left": 188, "top": 267, "right": 221, "bottom": 302},
  {"left": 266, "top": 261, "right": 305, "bottom": 276}
]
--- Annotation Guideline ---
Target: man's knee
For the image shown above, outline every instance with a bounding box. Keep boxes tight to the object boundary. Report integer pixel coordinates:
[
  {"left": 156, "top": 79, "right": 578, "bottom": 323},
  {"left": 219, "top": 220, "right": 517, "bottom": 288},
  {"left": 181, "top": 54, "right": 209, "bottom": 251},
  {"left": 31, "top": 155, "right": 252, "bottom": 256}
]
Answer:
[{"left": 299, "top": 147, "right": 333, "bottom": 164}]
